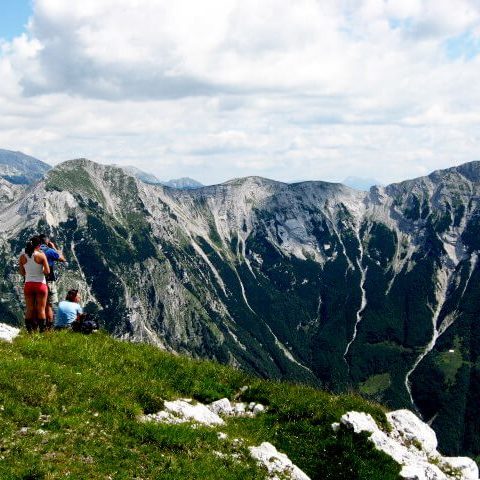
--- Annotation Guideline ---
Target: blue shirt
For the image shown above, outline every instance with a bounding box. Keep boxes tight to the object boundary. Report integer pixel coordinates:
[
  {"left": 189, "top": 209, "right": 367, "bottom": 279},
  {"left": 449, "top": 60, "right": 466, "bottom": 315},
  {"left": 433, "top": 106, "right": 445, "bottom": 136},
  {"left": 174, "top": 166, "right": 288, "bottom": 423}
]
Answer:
[
  {"left": 55, "top": 301, "right": 83, "bottom": 327},
  {"left": 40, "top": 244, "right": 60, "bottom": 281},
  {"left": 40, "top": 244, "right": 60, "bottom": 265}
]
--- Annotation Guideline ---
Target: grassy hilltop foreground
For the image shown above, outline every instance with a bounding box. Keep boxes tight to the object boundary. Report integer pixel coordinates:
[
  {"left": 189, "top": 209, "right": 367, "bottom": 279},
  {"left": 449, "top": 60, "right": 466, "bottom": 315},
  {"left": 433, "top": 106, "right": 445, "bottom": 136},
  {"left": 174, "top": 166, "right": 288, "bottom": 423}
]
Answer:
[{"left": 0, "top": 332, "right": 400, "bottom": 479}]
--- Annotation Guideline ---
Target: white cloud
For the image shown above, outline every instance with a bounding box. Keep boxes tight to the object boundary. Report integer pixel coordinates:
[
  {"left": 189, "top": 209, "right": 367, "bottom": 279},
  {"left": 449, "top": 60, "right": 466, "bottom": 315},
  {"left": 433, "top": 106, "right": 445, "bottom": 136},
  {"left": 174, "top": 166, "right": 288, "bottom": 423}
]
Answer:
[{"left": 0, "top": 0, "right": 479, "bottom": 185}]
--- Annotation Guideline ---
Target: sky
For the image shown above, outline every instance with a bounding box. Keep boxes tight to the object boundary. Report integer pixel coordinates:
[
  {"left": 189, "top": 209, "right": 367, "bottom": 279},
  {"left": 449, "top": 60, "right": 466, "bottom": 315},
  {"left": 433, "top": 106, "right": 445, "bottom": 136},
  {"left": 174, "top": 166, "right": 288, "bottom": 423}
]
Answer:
[{"left": 0, "top": 0, "right": 480, "bottom": 185}]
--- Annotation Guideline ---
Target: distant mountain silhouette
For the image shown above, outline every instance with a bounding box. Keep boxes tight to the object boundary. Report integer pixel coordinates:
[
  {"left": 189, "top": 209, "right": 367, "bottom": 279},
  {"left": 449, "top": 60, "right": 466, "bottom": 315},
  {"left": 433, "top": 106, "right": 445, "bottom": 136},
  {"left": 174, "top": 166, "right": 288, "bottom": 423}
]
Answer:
[{"left": 0, "top": 148, "right": 50, "bottom": 184}]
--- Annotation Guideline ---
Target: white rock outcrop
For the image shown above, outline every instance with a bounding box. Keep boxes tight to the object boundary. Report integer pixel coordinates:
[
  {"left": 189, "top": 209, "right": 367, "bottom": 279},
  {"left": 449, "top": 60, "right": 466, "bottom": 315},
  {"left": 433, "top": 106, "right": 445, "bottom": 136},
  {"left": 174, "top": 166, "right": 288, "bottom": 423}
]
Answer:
[
  {"left": 141, "top": 397, "right": 308, "bottom": 479},
  {"left": 387, "top": 409, "right": 438, "bottom": 454},
  {"left": 141, "top": 397, "right": 267, "bottom": 427},
  {"left": 208, "top": 398, "right": 266, "bottom": 417},
  {"left": 164, "top": 399, "right": 225, "bottom": 425},
  {"left": 336, "top": 409, "right": 479, "bottom": 480},
  {"left": 440, "top": 457, "right": 480, "bottom": 480},
  {"left": 0, "top": 323, "right": 20, "bottom": 343},
  {"left": 142, "top": 399, "right": 224, "bottom": 426},
  {"left": 249, "top": 442, "right": 311, "bottom": 480}
]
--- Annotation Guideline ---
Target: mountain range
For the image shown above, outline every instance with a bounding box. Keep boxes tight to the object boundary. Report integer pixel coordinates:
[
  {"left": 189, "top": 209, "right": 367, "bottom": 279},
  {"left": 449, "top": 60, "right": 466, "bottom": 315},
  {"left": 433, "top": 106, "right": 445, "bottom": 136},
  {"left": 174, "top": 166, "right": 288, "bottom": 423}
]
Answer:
[
  {"left": 1, "top": 156, "right": 480, "bottom": 458},
  {"left": 0, "top": 148, "right": 203, "bottom": 190},
  {"left": 118, "top": 165, "right": 204, "bottom": 189}
]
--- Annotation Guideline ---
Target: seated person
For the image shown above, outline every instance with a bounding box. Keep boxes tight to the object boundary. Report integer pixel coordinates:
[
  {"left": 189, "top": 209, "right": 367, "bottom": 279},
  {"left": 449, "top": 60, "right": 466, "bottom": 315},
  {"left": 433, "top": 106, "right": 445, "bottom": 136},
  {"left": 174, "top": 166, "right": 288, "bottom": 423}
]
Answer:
[{"left": 55, "top": 289, "right": 84, "bottom": 329}]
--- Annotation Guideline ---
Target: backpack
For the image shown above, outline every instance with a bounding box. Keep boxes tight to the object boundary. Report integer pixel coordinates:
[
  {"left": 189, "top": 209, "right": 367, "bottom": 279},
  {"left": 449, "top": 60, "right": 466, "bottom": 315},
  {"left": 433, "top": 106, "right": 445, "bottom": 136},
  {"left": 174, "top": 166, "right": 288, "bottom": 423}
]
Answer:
[{"left": 71, "top": 313, "right": 99, "bottom": 334}]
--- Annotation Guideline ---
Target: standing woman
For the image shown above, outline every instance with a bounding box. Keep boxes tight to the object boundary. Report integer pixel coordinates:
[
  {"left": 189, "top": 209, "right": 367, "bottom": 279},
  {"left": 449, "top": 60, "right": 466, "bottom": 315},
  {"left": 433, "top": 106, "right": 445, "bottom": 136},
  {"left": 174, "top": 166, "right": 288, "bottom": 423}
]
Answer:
[{"left": 18, "top": 236, "right": 50, "bottom": 332}]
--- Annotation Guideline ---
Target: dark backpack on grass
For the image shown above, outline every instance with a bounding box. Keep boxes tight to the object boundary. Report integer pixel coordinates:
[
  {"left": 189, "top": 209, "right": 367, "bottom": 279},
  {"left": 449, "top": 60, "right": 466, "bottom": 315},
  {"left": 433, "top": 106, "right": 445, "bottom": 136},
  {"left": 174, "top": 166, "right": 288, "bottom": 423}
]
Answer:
[{"left": 71, "top": 313, "right": 99, "bottom": 334}]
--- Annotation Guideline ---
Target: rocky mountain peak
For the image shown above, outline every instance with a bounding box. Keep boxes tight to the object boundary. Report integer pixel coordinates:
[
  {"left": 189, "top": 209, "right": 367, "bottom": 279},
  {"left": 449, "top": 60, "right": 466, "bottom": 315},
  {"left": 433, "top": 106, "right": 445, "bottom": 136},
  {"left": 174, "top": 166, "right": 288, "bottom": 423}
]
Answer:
[
  {"left": 53, "top": 157, "right": 130, "bottom": 177},
  {"left": 449, "top": 160, "right": 480, "bottom": 183}
]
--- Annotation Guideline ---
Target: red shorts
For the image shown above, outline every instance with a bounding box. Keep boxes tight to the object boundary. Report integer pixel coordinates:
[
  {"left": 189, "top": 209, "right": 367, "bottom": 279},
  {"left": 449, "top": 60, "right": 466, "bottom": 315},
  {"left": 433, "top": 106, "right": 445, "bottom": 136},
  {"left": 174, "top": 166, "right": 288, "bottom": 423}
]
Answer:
[{"left": 24, "top": 282, "right": 48, "bottom": 295}]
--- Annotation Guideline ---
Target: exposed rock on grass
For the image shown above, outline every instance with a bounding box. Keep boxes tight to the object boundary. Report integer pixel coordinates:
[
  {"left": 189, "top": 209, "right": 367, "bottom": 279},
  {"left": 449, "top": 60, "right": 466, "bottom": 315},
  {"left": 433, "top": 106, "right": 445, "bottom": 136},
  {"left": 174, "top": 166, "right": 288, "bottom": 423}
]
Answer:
[
  {"left": 0, "top": 330, "right": 402, "bottom": 479},
  {"left": 337, "top": 409, "right": 478, "bottom": 480},
  {"left": 141, "top": 397, "right": 309, "bottom": 479},
  {"left": 208, "top": 398, "right": 265, "bottom": 417},
  {"left": 0, "top": 323, "right": 19, "bottom": 342},
  {"left": 249, "top": 442, "right": 311, "bottom": 480},
  {"left": 141, "top": 397, "right": 267, "bottom": 426},
  {"left": 141, "top": 399, "right": 225, "bottom": 426}
]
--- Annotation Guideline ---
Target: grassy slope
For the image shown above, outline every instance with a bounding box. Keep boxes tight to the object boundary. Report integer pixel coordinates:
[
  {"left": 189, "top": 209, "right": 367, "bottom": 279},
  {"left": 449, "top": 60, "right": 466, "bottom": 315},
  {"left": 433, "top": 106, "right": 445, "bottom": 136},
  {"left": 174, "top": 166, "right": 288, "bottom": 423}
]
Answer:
[{"left": 0, "top": 332, "right": 400, "bottom": 480}]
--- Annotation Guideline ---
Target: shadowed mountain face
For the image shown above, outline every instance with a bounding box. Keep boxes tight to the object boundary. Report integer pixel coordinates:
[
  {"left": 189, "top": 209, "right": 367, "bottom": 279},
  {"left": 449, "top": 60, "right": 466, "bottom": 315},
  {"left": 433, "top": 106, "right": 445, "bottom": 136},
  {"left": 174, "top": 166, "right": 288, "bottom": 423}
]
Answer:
[
  {"left": 1, "top": 158, "right": 480, "bottom": 457},
  {"left": 0, "top": 149, "right": 51, "bottom": 184}
]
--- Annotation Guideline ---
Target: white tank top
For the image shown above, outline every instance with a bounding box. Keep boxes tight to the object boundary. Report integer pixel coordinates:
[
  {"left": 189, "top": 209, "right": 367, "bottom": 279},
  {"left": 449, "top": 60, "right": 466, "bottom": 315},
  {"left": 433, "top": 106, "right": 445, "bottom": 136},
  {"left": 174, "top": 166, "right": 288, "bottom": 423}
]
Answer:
[{"left": 24, "top": 251, "right": 46, "bottom": 284}]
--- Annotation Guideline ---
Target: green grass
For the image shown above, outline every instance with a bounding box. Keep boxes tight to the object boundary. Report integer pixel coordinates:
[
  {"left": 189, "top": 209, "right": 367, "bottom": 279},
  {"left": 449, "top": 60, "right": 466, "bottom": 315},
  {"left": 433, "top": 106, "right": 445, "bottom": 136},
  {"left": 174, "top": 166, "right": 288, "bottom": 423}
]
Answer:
[
  {"left": 0, "top": 332, "right": 401, "bottom": 479},
  {"left": 45, "top": 166, "right": 105, "bottom": 206},
  {"left": 434, "top": 337, "right": 464, "bottom": 387},
  {"left": 359, "top": 373, "right": 391, "bottom": 396}
]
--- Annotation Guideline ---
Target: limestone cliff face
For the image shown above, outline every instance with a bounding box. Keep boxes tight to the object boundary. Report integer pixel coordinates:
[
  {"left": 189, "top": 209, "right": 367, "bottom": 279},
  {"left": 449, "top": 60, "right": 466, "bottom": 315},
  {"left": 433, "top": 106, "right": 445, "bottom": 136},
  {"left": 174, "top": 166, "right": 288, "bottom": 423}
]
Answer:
[
  {"left": 1, "top": 158, "right": 480, "bottom": 456},
  {"left": 0, "top": 179, "right": 24, "bottom": 210}
]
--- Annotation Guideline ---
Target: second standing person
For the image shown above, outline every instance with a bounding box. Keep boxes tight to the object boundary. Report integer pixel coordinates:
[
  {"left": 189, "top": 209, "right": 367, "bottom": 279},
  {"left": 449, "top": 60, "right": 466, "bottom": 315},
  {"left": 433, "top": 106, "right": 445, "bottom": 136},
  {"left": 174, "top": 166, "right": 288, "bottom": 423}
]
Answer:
[{"left": 39, "top": 234, "right": 66, "bottom": 330}]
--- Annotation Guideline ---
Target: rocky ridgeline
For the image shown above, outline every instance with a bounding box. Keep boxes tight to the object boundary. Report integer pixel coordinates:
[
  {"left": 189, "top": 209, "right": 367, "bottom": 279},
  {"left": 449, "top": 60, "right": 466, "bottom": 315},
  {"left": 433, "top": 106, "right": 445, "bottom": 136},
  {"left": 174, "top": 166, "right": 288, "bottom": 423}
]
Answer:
[
  {"left": 140, "top": 396, "right": 309, "bottom": 480},
  {"left": 335, "top": 409, "right": 479, "bottom": 480}
]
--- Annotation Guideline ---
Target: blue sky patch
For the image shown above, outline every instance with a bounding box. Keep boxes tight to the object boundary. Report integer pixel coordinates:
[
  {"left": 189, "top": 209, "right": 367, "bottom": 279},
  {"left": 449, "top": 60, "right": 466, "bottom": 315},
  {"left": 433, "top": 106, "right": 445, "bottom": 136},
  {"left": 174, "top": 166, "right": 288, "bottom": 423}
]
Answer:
[
  {"left": 389, "top": 17, "right": 414, "bottom": 32},
  {"left": 0, "top": 0, "right": 32, "bottom": 41},
  {"left": 444, "top": 31, "right": 480, "bottom": 61}
]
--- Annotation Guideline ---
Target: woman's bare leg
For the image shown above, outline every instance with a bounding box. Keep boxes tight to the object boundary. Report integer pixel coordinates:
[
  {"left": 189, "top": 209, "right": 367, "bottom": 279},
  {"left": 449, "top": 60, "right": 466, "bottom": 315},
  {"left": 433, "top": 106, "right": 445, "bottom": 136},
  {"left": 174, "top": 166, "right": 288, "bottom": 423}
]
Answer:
[
  {"left": 24, "top": 292, "right": 37, "bottom": 332},
  {"left": 35, "top": 290, "right": 48, "bottom": 332}
]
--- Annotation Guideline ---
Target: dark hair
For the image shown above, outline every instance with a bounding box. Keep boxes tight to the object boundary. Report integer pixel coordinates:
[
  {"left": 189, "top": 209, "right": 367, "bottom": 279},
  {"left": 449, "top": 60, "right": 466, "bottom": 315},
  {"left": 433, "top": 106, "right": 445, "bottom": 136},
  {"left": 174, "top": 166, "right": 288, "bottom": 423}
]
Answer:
[
  {"left": 25, "top": 236, "right": 41, "bottom": 257},
  {"left": 66, "top": 289, "right": 79, "bottom": 301},
  {"left": 39, "top": 233, "right": 49, "bottom": 244}
]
